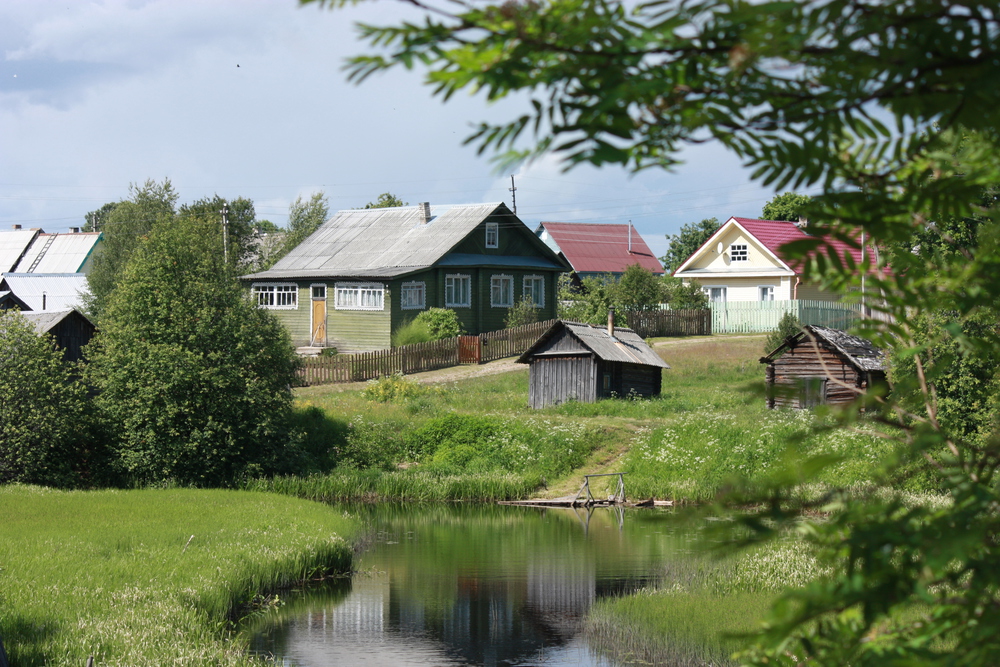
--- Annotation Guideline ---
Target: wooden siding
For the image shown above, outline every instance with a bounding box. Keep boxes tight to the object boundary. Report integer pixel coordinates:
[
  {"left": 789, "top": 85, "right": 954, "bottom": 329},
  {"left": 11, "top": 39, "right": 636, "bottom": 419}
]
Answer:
[
  {"left": 329, "top": 289, "right": 391, "bottom": 352},
  {"left": 528, "top": 355, "right": 597, "bottom": 409},
  {"left": 50, "top": 314, "right": 95, "bottom": 362},
  {"left": 267, "top": 283, "right": 312, "bottom": 347},
  {"left": 621, "top": 362, "right": 662, "bottom": 398},
  {"left": 766, "top": 344, "right": 862, "bottom": 408}
]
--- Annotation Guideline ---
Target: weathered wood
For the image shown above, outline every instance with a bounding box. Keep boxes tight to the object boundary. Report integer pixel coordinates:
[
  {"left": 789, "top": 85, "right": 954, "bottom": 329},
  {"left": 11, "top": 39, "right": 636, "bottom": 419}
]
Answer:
[{"left": 624, "top": 308, "right": 711, "bottom": 337}]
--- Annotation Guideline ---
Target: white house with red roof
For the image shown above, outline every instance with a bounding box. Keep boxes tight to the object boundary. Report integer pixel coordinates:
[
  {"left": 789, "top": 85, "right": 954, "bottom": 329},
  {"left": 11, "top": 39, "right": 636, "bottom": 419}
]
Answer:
[
  {"left": 672, "top": 217, "right": 863, "bottom": 304},
  {"left": 536, "top": 222, "right": 663, "bottom": 283}
]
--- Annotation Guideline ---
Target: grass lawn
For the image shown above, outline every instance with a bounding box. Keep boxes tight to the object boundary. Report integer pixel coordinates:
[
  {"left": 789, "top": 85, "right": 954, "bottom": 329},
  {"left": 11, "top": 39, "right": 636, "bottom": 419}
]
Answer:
[{"left": 0, "top": 486, "right": 356, "bottom": 667}]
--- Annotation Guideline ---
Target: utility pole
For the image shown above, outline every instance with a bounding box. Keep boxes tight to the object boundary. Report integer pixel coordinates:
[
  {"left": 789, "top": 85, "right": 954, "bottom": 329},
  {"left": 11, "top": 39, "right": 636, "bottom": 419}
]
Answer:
[
  {"left": 509, "top": 175, "right": 517, "bottom": 215},
  {"left": 221, "top": 204, "right": 229, "bottom": 265}
]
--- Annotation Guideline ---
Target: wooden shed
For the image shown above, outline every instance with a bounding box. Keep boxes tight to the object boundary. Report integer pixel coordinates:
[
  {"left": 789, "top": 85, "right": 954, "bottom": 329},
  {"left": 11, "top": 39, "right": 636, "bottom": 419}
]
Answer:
[
  {"left": 760, "top": 325, "right": 887, "bottom": 409},
  {"left": 516, "top": 313, "right": 670, "bottom": 409},
  {"left": 20, "top": 309, "right": 96, "bottom": 362}
]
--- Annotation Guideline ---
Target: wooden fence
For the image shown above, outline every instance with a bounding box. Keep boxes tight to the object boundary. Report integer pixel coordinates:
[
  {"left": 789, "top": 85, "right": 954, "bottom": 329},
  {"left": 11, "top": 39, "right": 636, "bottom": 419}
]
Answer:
[
  {"left": 297, "top": 319, "right": 557, "bottom": 386},
  {"left": 623, "top": 309, "right": 712, "bottom": 338}
]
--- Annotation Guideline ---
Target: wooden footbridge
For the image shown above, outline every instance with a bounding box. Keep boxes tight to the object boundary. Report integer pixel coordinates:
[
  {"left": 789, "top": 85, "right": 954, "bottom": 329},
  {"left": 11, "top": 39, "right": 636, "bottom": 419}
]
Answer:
[{"left": 501, "top": 473, "right": 672, "bottom": 508}]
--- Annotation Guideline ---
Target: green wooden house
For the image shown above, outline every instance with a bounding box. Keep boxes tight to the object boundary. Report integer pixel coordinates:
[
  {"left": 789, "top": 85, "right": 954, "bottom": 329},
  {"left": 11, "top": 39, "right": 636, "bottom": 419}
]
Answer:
[{"left": 242, "top": 202, "right": 570, "bottom": 351}]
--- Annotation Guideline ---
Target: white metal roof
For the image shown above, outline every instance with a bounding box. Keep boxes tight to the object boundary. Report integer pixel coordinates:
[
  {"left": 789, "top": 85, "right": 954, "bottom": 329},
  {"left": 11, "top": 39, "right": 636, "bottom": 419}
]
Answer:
[
  {"left": 13, "top": 232, "right": 102, "bottom": 273},
  {"left": 0, "top": 273, "right": 90, "bottom": 312},
  {"left": 0, "top": 230, "right": 40, "bottom": 272}
]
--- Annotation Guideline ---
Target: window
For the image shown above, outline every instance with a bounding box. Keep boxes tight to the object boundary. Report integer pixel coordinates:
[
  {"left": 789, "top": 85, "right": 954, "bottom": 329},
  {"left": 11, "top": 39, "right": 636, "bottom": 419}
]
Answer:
[
  {"left": 401, "top": 282, "right": 426, "bottom": 310},
  {"left": 759, "top": 285, "right": 775, "bottom": 301},
  {"left": 445, "top": 274, "right": 471, "bottom": 307},
  {"left": 485, "top": 222, "right": 499, "bottom": 249},
  {"left": 335, "top": 282, "right": 384, "bottom": 310},
  {"left": 523, "top": 275, "right": 545, "bottom": 307},
  {"left": 730, "top": 243, "right": 748, "bottom": 262},
  {"left": 703, "top": 286, "right": 727, "bottom": 303},
  {"left": 311, "top": 284, "right": 326, "bottom": 300},
  {"left": 491, "top": 274, "right": 514, "bottom": 307},
  {"left": 253, "top": 283, "right": 298, "bottom": 309}
]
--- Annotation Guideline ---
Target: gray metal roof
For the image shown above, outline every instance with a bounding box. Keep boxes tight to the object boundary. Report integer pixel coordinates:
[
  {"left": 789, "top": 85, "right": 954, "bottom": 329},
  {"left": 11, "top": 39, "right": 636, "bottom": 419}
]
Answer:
[
  {"left": 518, "top": 320, "right": 671, "bottom": 368},
  {"left": 0, "top": 230, "right": 39, "bottom": 272},
  {"left": 19, "top": 309, "right": 90, "bottom": 334},
  {"left": 13, "top": 232, "right": 102, "bottom": 273},
  {"left": 0, "top": 273, "right": 90, "bottom": 312},
  {"left": 762, "top": 324, "right": 886, "bottom": 371},
  {"left": 243, "top": 202, "right": 560, "bottom": 280}
]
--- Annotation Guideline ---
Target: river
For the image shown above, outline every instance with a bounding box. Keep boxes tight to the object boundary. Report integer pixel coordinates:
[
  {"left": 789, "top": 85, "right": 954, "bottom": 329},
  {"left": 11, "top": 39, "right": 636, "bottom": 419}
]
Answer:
[{"left": 249, "top": 503, "right": 707, "bottom": 666}]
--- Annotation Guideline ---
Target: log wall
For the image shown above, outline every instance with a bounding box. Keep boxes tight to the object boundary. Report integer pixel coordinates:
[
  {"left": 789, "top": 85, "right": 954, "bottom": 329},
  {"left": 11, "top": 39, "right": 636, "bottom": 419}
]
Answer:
[{"left": 767, "top": 344, "right": 862, "bottom": 408}]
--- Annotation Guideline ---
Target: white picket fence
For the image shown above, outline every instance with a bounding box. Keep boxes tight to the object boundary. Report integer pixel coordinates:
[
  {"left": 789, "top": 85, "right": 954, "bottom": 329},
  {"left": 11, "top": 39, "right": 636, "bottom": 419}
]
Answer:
[{"left": 710, "top": 299, "right": 867, "bottom": 334}]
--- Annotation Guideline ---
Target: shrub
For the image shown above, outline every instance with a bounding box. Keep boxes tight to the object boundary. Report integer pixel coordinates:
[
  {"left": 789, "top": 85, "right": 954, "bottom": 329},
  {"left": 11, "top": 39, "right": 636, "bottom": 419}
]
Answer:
[
  {"left": 764, "top": 311, "right": 802, "bottom": 355},
  {"left": 0, "top": 310, "right": 94, "bottom": 487},
  {"left": 339, "top": 415, "right": 409, "bottom": 469},
  {"left": 392, "top": 318, "right": 432, "bottom": 346},
  {"left": 413, "top": 308, "right": 465, "bottom": 340},
  {"left": 504, "top": 296, "right": 540, "bottom": 328},
  {"left": 362, "top": 373, "right": 426, "bottom": 402}
]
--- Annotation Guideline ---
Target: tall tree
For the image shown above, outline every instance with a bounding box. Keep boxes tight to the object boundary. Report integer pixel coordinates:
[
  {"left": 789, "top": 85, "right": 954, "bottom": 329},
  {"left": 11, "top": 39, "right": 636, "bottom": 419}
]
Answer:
[
  {"left": 266, "top": 192, "right": 330, "bottom": 268},
  {"left": 659, "top": 218, "right": 718, "bottom": 273},
  {"left": 364, "top": 192, "right": 408, "bottom": 208},
  {"left": 311, "top": 0, "right": 1000, "bottom": 661},
  {"left": 85, "top": 179, "right": 177, "bottom": 320},
  {"left": 762, "top": 192, "right": 812, "bottom": 222},
  {"left": 87, "top": 214, "right": 300, "bottom": 487},
  {"left": 178, "top": 195, "right": 258, "bottom": 269}
]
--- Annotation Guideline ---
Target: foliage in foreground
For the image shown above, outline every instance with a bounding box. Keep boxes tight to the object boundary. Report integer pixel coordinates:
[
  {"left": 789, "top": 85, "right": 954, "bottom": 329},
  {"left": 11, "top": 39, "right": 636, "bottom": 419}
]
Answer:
[
  {"left": 0, "top": 486, "right": 356, "bottom": 667},
  {"left": 319, "top": 0, "right": 1000, "bottom": 661}
]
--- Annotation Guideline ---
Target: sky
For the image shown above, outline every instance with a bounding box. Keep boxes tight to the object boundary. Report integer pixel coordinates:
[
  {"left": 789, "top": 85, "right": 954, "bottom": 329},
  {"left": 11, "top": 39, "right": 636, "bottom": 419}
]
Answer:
[{"left": 0, "top": 0, "right": 797, "bottom": 260}]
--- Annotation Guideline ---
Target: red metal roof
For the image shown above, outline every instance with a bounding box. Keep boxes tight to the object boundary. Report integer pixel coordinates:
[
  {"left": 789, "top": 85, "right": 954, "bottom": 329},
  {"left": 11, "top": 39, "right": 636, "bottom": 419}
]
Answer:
[
  {"left": 540, "top": 222, "right": 663, "bottom": 274},
  {"left": 732, "top": 217, "right": 865, "bottom": 269}
]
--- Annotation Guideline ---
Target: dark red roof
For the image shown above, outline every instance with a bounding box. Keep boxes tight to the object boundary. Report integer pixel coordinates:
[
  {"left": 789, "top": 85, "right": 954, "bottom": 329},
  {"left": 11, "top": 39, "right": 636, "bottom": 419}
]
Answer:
[
  {"left": 540, "top": 222, "right": 663, "bottom": 274},
  {"left": 732, "top": 217, "right": 865, "bottom": 269}
]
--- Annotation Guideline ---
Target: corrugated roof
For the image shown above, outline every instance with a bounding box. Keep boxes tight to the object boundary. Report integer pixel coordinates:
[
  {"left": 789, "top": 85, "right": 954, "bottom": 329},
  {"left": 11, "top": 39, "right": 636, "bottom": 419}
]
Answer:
[
  {"left": 0, "top": 273, "right": 90, "bottom": 312},
  {"left": 732, "top": 218, "right": 865, "bottom": 269},
  {"left": 245, "top": 203, "right": 551, "bottom": 280},
  {"left": 13, "top": 232, "right": 102, "bottom": 273},
  {"left": 19, "top": 309, "right": 87, "bottom": 334},
  {"left": 538, "top": 222, "right": 663, "bottom": 274},
  {"left": 762, "top": 324, "right": 886, "bottom": 372},
  {"left": 518, "top": 320, "right": 670, "bottom": 368},
  {"left": 0, "top": 230, "right": 40, "bottom": 272}
]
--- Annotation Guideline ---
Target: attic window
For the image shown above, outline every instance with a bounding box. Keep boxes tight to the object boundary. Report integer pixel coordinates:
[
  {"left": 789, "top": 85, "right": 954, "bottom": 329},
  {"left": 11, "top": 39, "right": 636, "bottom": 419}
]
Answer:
[
  {"left": 730, "top": 244, "right": 748, "bottom": 262},
  {"left": 253, "top": 283, "right": 298, "bottom": 309},
  {"left": 485, "top": 222, "right": 499, "bottom": 249}
]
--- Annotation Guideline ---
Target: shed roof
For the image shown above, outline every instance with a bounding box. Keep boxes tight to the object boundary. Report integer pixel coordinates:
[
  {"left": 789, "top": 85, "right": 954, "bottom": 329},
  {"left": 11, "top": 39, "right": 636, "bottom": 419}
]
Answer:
[
  {"left": 761, "top": 324, "right": 886, "bottom": 372},
  {"left": 536, "top": 222, "right": 663, "bottom": 275},
  {"left": 19, "top": 309, "right": 94, "bottom": 335},
  {"left": 244, "top": 202, "right": 565, "bottom": 280},
  {"left": 13, "top": 232, "right": 102, "bottom": 273},
  {"left": 517, "top": 320, "right": 670, "bottom": 368},
  {"left": 0, "top": 230, "right": 40, "bottom": 272},
  {"left": 0, "top": 273, "right": 90, "bottom": 312}
]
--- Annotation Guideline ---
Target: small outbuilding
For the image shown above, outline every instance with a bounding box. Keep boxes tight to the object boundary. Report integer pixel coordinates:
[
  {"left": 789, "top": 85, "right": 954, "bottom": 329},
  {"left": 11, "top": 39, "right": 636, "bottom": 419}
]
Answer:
[
  {"left": 517, "top": 311, "right": 670, "bottom": 409},
  {"left": 760, "top": 325, "right": 887, "bottom": 409},
  {"left": 19, "top": 309, "right": 96, "bottom": 362}
]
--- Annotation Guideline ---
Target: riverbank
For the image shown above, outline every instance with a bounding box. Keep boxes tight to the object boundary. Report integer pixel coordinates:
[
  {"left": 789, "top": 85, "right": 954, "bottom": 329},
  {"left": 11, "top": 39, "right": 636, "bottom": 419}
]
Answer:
[{"left": 0, "top": 486, "right": 356, "bottom": 666}]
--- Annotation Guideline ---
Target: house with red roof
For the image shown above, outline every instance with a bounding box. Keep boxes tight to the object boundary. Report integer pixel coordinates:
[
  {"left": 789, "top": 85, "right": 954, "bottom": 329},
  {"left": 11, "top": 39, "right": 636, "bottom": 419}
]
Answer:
[
  {"left": 672, "top": 216, "right": 866, "bottom": 304},
  {"left": 536, "top": 222, "right": 663, "bottom": 285}
]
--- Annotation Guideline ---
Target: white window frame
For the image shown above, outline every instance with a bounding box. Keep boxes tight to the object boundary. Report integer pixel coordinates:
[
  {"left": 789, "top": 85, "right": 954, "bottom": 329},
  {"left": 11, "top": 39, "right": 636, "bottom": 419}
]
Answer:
[
  {"left": 491, "top": 274, "right": 514, "bottom": 308},
  {"left": 252, "top": 283, "right": 298, "bottom": 309},
  {"left": 703, "top": 285, "right": 727, "bottom": 303},
  {"left": 445, "top": 274, "right": 471, "bottom": 308},
  {"left": 730, "top": 243, "right": 749, "bottom": 262},
  {"left": 759, "top": 285, "right": 775, "bottom": 301},
  {"left": 334, "top": 282, "right": 385, "bottom": 311},
  {"left": 522, "top": 275, "right": 545, "bottom": 308},
  {"left": 400, "top": 281, "right": 426, "bottom": 310},
  {"left": 485, "top": 222, "right": 499, "bottom": 249}
]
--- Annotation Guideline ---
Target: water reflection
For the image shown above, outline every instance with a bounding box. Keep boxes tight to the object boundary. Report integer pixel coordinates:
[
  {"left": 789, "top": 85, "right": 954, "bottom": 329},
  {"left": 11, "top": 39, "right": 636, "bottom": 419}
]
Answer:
[{"left": 250, "top": 504, "right": 693, "bottom": 667}]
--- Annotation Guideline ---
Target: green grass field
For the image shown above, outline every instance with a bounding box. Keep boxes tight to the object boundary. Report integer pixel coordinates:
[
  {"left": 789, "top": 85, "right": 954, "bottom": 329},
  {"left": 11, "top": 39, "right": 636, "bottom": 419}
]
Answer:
[{"left": 0, "top": 486, "right": 356, "bottom": 666}]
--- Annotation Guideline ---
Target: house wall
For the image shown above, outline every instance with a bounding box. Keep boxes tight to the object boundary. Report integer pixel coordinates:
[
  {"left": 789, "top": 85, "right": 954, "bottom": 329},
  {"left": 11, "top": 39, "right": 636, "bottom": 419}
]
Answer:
[
  {"left": 688, "top": 225, "right": 783, "bottom": 272},
  {"left": 528, "top": 355, "right": 597, "bottom": 408},
  {"left": 766, "top": 344, "right": 861, "bottom": 408},
  {"left": 795, "top": 282, "right": 841, "bottom": 302}
]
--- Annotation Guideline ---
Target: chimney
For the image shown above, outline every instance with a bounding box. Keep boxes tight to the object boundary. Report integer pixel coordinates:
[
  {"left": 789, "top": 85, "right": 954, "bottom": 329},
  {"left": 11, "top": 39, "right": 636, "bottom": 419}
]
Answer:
[
  {"left": 12, "top": 224, "right": 21, "bottom": 231},
  {"left": 42, "top": 292, "right": 47, "bottom": 311},
  {"left": 69, "top": 227, "right": 80, "bottom": 233},
  {"left": 607, "top": 307, "right": 615, "bottom": 339},
  {"left": 419, "top": 202, "right": 431, "bottom": 224}
]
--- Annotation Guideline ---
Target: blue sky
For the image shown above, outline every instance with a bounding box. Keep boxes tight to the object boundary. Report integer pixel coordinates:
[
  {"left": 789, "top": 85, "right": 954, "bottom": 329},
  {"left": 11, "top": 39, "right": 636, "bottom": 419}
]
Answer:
[{"left": 0, "top": 0, "right": 794, "bottom": 259}]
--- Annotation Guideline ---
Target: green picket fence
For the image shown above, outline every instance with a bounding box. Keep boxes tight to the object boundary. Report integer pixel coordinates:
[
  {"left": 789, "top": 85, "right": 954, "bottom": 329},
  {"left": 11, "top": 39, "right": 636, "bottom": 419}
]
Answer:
[{"left": 710, "top": 299, "right": 861, "bottom": 334}]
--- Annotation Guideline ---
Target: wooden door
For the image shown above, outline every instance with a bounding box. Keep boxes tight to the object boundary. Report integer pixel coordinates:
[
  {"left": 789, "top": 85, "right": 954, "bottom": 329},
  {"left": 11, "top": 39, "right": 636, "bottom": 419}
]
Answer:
[{"left": 311, "top": 285, "right": 327, "bottom": 347}]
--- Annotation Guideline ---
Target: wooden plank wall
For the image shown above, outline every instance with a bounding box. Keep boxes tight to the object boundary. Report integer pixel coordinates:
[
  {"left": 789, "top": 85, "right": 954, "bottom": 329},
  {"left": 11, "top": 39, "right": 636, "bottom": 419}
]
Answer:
[
  {"left": 620, "top": 363, "right": 662, "bottom": 398},
  {"left": 768, "top": 345, "right": 860, "bottom": 408},
  {"left": 624, "top": 309, "right": 711, "bottom": 338},
  {"left": 528, "top": 355, "right": 596, "bottom": 408}
]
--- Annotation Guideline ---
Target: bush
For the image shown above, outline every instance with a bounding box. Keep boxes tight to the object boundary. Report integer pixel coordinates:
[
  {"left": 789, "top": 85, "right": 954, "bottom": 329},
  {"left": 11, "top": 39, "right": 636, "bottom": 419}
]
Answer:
[
  {"left": 392, "top": 318, "right": 432, "bottom": 346},
  {"left": 764, "top": 311, "right": 802, "bottom": 355},
  {"left": 504, "top": 296, "right": 541, "bottom": 328},
  {"left": 362, "top": 373, "right": 427, "bottom": 402},
  {"left": 0, "top": 310, "right": 94, "bottom": 487},
  {"left": 413, "top": 308, "right": 464, "bottom": 340}
]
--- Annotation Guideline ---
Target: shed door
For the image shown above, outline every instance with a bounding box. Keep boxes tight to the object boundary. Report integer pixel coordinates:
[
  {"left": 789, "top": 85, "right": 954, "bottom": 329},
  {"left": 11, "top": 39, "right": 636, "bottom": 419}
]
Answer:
[{"left": 310, "top": 284, "right": 327, "bottom": 347}]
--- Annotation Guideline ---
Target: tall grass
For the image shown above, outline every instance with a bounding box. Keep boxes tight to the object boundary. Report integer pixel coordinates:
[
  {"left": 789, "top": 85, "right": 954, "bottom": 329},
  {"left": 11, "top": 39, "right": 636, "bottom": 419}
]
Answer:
[{"left": 0, "top": 485, "right": 356, "bottom": 666}]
